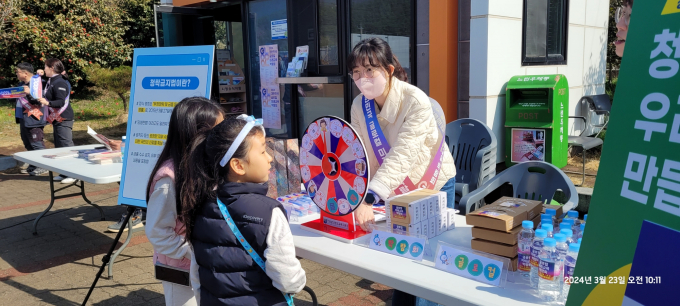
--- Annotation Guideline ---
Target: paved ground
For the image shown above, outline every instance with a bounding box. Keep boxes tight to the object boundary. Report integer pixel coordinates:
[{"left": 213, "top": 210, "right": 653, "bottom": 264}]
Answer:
[{"left": 0, "top": 168, "right": 394, "bottom": 306}]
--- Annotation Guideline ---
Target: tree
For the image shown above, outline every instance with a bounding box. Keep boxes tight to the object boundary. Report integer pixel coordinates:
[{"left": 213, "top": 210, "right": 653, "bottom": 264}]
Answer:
[
  {"left": 120, "top": 0, "right": 158, "bottom": 49},
  {"left": 606, "top": 0, "right": 624, "bottom": 101},
  {"left": 86, "top": 65, "right": 132, "bottom": 112},
  {"left": 0, "top": 0, "right": 20, "bottom": 33},
  {"left": 0, "top": 0, "right": 132, "bottom": 87}
]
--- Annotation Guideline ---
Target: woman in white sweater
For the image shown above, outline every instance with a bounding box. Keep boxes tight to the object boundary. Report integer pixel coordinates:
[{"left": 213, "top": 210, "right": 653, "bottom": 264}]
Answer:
[{"left": 145, "top": 97, "right": 224, "bottom": 306}]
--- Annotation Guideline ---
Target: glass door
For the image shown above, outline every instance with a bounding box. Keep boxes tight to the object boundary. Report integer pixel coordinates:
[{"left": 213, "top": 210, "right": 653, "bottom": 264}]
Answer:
[{"left": 247, "top": 0, "right": 292, "bottom": 138}]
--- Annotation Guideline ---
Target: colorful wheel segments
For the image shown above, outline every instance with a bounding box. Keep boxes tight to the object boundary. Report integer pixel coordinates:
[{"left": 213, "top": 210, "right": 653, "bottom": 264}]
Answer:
[{"left": 300, "top": 116, "right": 369, "bottom": 216}]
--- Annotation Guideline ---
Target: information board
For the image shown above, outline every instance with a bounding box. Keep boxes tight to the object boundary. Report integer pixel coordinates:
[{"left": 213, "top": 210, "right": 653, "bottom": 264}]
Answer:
[
  {"left": 568, "top": 2, "right": 680, "bottom": 305},
  {"left": 117, "top": 46, "right": 214, "bottom": 208}
]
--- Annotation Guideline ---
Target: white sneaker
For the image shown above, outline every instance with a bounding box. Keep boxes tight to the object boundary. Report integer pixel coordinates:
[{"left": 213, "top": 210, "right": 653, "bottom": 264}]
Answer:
[
  {"left": 53, "top": 174, "right": 68, "bottom": 181},
  {"left": 60, "top": 177, "right": 77, "bottom": 184}
]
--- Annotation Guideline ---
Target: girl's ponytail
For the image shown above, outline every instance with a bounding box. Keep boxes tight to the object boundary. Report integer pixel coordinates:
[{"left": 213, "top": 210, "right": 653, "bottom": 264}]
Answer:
[{"left": 178, "top": 130, "right": 214, "bottom": 242}]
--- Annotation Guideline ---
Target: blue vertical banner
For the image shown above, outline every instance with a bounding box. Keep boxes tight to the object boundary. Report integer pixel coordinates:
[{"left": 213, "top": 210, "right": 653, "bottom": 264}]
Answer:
[{"left": 117, "top": 46, "right": 215, "bottom": 208}]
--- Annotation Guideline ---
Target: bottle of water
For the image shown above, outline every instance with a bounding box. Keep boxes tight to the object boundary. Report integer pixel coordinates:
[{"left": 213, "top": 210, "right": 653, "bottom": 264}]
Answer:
[
  {"left": 577, "top": 223, "right": 585, "bottom": 240},
  {"left": 541, "top": 224, "right": 554, "bottom": 238},
  {"left": 583, "top": 214, "right": 588, "bottom": 225},
  {"left": 517, "top": 220, "right": 535, "bottom": 281},
  {"left": 538, "top": 238, "right": 562, "bottom": 301},
  {"left": 121, "top": 136, "right": 127, "bottom": 160},
  {"left": 545, "top": 209, "right": 557, "bottom": 229},
  {"left": 554, "top": 233, "right": 569, "bottom": 295},
  {"left": 578, "top": 238, "right": 582, "bottom": 244},
  {"left": 560, "top": 229, "right": 575, "bottom": 245},
  {"left": 558, "top": 222, "right": 571, "bottom": 234},
  {"left": 561, "top": 243, "right": 581, "bottom": 303},
  {"left": 567, "top": 211, "right": 582, "bottom": 237},
  {"left": 537, "top": 214, "right": 550, "bottom": 230},
  {"left": 530, "top": 229, "right": 547, "bottom": 288}
]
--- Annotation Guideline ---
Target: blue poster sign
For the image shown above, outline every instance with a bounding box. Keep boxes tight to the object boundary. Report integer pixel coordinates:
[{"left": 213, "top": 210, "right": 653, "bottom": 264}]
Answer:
[
  {"left": 117, "top": 46, "right": 214, "bottom": 208},
  {"left": 271, "top": 19, "right": 287, "bottom": 40}
]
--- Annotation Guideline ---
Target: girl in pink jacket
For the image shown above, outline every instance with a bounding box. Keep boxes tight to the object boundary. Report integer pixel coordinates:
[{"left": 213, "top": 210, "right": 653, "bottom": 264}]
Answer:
[{"left": 145, "top": 97, "right": 224, "bottom": 306}]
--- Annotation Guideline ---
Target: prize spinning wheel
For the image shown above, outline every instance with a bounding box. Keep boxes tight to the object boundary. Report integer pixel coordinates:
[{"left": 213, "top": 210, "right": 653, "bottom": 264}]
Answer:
[{"left": 300, "top": 116, "right": 370, "bottom": 216}]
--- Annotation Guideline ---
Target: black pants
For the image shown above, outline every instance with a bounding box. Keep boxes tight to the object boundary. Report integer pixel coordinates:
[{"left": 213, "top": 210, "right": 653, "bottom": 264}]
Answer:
[
  {"left": 53, "top": 120, "right": 74, "bottom": 148},
  {"left": 19, "top": 119, "right": 45, "bottom": 151}
]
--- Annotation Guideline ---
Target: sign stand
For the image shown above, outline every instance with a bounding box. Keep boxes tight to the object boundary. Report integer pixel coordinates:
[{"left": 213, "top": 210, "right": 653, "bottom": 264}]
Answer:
[
  {"left": 81, "top": 205, "right": 135, "bottom": 306},
  {"left": 301, "top": 211, "right": 367, "bottom": 243}
]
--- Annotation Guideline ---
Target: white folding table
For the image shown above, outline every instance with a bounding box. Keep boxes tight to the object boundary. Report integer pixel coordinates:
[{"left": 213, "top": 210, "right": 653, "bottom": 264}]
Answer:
[
  {"left": 13, "top": 145, "right": 141, "bottom": 278},
  {"left": 291, "top": 214, "right": 547, "bottom": 306}
]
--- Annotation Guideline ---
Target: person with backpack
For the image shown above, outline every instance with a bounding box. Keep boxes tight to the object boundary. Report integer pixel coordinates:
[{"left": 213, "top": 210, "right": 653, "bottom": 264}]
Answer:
[
  {"left": 180, "top": 115, "right": 306, "bottom": 305},
  {"left": 145, "top": 97, "right": 225, "bottom": 306}
]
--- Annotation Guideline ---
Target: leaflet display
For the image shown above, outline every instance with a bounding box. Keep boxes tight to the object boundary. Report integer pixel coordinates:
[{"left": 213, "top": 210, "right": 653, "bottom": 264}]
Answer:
[{"left": 117, "top": 46, "right": 214, "bottom": 208}]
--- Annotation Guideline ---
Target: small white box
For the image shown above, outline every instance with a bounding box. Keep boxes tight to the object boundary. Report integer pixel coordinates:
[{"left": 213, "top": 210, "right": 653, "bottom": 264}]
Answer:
[
  {"left": 410, "top": 222, "right": 421, "bottom": 236},
  {"left": 428, "top": 218, "right": 436, "bottom": 238},
  {"left": 421, "top": 221, "right": 428, "bottom": 238},
  {"left": 439, "top": 191, "right": 447, "bottom": 211},
  {"left": 447, "top": 208, "right": 456, "bottom": 230},
  {"left": 436, "top": 211, "right": 447, "bottom": 236},
  {"left": 420, "top": 200, "right": 428, "bottom": 222},
  {"left": 428, "top": 195, "right": 437, "bottom": 219}
]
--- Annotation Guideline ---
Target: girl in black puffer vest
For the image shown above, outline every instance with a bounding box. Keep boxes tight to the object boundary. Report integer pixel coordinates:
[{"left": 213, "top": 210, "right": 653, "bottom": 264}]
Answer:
[{"left": 180, "top": 116, "right": 306, "bottom": 305}]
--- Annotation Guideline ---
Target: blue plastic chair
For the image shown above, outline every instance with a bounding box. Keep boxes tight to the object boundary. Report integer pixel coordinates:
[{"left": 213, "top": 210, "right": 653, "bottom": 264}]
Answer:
[
  {"left": 445, "top": 118, "right": 497, "bottom": 210},
  {"left": 458, "top": 161, "right": 578, "bottom": 215}
]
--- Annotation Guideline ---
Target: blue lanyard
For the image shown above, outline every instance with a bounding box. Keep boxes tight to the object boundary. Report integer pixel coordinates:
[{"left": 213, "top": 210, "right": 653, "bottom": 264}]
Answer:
[{"left": 216, "top": 197, "right": 294, "bottom": 306}]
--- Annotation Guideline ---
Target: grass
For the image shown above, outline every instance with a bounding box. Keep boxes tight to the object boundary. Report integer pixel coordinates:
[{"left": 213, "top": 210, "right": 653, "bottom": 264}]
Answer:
[{"left": 0, "top": 86, "right": 128, "bottom": 156}]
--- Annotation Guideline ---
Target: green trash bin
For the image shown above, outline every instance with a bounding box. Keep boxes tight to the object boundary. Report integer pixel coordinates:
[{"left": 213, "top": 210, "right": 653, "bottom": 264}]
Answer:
[{"left": 505, "top": 74, "right": 568, "bottom": 168}]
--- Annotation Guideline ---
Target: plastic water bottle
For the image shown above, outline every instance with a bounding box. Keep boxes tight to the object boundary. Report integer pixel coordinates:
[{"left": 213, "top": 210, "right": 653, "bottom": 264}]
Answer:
[
  {"left": 537, "top": 214, "right": 552, "bottom": 232},
  {"left": 517, "top": 220, "right": 535, "bottom": 281},
  {"left": 554, "top": 233, "right": 569, "bottom": 293},
  {"left": 545, "top": 209, "right": 557, "bottom": 229},
  {"left": 538, "top": 238, "right": 562, "bottom": 301},
  {"left": 541, "top": 224, "right": 554, "bottom": 238},
  {"left": 530, "top": 229, "right": 548, "bottom": 288},
  {"left": 583, "top": 214, "right": 588, "bottom": 225},
  {"left": 558, "top": 222, "right": 571, "bottom": 234},
  {"left": 577, "top": 223, "right": 585, "bottom": 240},
  {"left": 561, "top": 243, "right": 581, "bottom": 303},
  {"left": 578, "top": 238, "right": 582, "bottom": 244},
  {"left": 567, "top": 211, "right": 582, "bottom": 236},
  {"left": 560, "top": 229, "right": 575, "bottom": 245}
]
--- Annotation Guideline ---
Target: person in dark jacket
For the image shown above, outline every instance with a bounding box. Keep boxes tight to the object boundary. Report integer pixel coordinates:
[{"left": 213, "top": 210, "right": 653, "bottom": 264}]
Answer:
[
  {"left": 38, "top": 58, "right": 76, "bottom": 184},
  {"left": 180, "top": 116, "right": 306, "bottom": 305},
  {"left": 14, "top": 62, "right": 49, "bottom": 175}
]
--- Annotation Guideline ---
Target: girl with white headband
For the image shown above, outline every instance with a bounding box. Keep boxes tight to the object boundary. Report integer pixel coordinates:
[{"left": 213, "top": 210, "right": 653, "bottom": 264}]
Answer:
[{"left": 180, "top": 115, "right": 306, "bottom": 305}]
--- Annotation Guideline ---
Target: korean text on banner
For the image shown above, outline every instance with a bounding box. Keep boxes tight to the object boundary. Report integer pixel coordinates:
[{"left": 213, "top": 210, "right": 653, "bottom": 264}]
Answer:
[
  {"left": 368, "top": 230, "right": 426, "bottom": 261},
  {"left": 259, "top": 44, "right": 281, "bottom": 129},
  {"left": 567, "top": 2, "right": 680, "bottom": 305},
  {"left": 117, "top": 46, "right": 215, "bottom": 208}
]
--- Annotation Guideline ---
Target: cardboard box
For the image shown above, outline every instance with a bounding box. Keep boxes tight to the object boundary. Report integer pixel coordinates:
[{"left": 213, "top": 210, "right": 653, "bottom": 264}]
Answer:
[
  {"left": 388, "top": 189, "right": 443, "bottom": 225},
  {"left": 542, "top": 204, "right": 564, "bottom": 218},
  {"left": 447, "top": 208, "right": 456, "bottom": 230},
  {"left": 465, "top": 197, "right": 543, "bottom": 232},
  {"left": 472, "top": 225, "right": 523, "bottom": 245},
  {"left": 471, "top": 238, "right": 518, "bottom": 258},
  {"left": 428, "top": 197, "right": 437, "bottom": 219},
  {"left": 421, "top": 221, "right": 428, "bottom": 238}
]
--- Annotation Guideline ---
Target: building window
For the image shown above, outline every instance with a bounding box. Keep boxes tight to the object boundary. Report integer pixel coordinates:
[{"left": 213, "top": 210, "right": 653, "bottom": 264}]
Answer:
[{"left": 522, "top": 0, "right": 568, "bottom": 66}]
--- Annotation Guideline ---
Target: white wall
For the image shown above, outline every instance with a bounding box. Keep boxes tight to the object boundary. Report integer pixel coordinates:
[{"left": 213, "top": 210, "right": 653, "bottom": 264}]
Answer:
[{"left": 469, "top": 0, "right": 609, "bottom": 163}]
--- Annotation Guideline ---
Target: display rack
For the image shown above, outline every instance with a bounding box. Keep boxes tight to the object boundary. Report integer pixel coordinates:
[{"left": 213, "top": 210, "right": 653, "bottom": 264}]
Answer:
[{"left": 217, "top": 60, "right": 247, "bottom": 117}]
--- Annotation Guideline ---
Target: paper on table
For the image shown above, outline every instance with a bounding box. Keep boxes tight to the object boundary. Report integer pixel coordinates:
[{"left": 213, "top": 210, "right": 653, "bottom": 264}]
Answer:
[{"left": 87, "top": 126, "right": 112, "bottom": 150}]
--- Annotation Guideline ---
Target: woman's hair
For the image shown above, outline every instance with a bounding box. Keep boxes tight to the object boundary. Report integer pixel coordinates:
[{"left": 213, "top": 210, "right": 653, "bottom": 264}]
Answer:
[
  {"left": 347, "top": 37, "right": 408, "bottom": 90},
  {"left": 179, "top": 117, "right": 265, "bottom": 241},
  {"left": 624, "top": 0, "right": 633, "bottom": 7},
  {"left": 44, "top": 58, "right": 68, "bottom": 80},
  {"left": 145, "top": 96, "right": 224, "bottom": 216}
]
